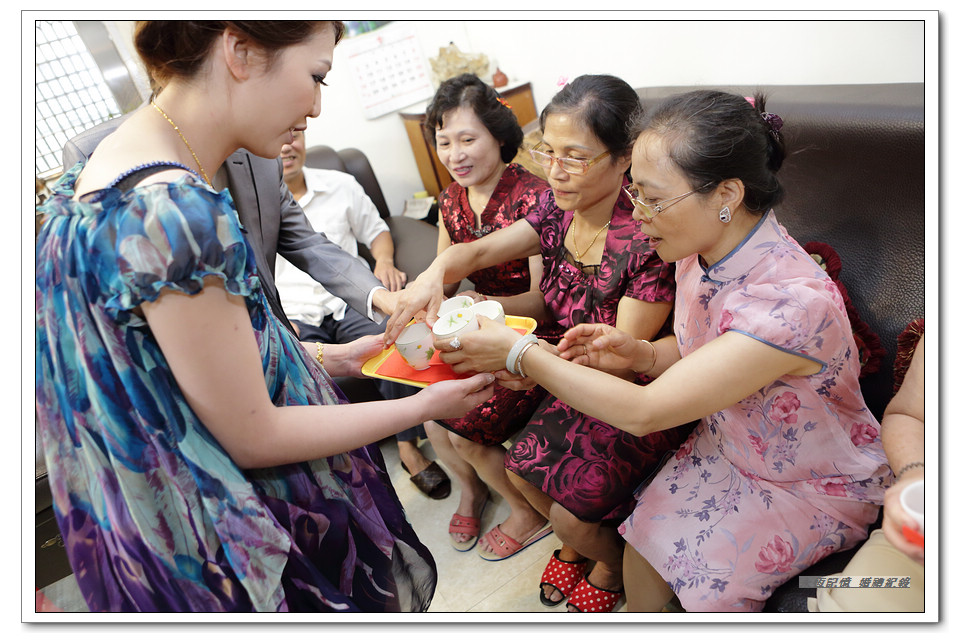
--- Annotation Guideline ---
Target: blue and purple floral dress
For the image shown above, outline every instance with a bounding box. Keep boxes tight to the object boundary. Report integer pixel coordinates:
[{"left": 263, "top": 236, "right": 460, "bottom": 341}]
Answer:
[
  {"left": 35, "top": 164, "right": 435, "bottom": 612},
  {"left": 618, "top": 211, "right": 891, "bottom": 611}
]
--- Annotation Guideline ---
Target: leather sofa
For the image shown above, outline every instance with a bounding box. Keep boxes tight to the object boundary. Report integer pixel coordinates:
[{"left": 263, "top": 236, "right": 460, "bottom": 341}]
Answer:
[{"left": 633, "top": 83, "right": 924, "bottom": 612}]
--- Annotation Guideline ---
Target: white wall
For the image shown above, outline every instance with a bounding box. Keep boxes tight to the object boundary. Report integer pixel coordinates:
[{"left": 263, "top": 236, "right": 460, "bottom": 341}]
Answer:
[
  {"left": 315, "top": 19, "right": 925, "bottom": 217},
  {"left": 109, "top": 19, "right": 926, "bottom": 218}
]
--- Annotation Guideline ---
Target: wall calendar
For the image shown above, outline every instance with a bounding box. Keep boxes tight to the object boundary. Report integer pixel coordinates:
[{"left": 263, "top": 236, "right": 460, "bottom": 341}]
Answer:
[{"left": 339, "top": 23, "right": 435, "bottom": 120}]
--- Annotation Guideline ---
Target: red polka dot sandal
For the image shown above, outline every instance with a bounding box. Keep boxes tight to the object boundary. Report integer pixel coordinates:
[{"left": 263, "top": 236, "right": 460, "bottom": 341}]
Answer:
[
  {"left": 566, "top": 577, "right": 624, "bottom": 613},
  {"left": 539, "top": 549, "right": 588, "bottom": 607}
]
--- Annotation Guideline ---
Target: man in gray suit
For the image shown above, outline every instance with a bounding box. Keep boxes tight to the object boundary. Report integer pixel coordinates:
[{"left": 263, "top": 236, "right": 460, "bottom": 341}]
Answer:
[{"left": 62, "top": 115, "right": 393, "bottom": 333}]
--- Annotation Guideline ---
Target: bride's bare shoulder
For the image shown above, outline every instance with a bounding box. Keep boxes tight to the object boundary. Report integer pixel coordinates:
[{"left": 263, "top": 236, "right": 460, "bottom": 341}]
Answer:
[{"left": 75, "top": 111, "right": 188, "bottom": 195}]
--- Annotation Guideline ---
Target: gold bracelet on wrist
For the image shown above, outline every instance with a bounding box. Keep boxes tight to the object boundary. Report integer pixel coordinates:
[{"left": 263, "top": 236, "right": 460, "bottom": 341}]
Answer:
[
  {"left": 315, "top": 342, "right": 324, "bottom": 365},
  {"left": 639, "top": 339, "right": 657, "bottom": 374}
]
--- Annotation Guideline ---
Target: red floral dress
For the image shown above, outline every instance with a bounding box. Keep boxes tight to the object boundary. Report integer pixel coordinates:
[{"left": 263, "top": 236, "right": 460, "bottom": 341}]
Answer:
[
  {"left": 436, "top": 164, "right": 551, "bottom": 446},
  {"left": 503, "top": 187, "right": 692, "bottom": 522},
  {"left": 618, "top": 211, "right": 891, "bottom": 611}
]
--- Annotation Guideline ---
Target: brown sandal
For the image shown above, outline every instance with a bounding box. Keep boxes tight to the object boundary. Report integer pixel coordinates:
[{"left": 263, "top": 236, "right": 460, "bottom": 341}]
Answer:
[{"left": 402, "top": 461, "right": 451, "bottom": 500}]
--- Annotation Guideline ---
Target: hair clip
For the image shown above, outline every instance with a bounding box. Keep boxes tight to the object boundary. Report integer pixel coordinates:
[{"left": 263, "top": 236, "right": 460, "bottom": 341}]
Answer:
[
  {"left": 496, "top": 96, "right": 512, "bottom": 110},
  {"left": 761, "top": 111, "right": 784, "bottom": 133},
  {"left": 744, "top": 96, "right": 756, "bottom": 107},
  {"left": 557, "top": 75, "right": 569, "bottom": 89}
]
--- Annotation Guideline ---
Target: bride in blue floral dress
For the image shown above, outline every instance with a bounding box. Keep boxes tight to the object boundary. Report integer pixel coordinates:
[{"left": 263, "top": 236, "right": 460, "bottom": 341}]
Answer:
[{"left": 34, "top": 20, "right": 494, "bottom": 612}]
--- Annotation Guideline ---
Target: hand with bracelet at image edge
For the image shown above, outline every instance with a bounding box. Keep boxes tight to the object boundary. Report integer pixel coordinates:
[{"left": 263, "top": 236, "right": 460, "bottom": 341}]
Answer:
[{"left": 881, "top": 466, "right": 925, "bottom": 564}]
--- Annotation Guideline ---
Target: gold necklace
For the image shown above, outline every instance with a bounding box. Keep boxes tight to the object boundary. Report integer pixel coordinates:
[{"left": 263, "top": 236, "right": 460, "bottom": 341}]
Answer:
[
  {"left": 150, "top": 100, "right": 211, "bottom": 185},
  {"left": 571, "top": 216, "right": 611, "bottom": 262}
]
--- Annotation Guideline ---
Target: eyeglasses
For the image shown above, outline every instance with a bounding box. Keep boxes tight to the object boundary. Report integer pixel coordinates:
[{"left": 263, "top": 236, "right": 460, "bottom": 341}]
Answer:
[
  {"left": 528, "top": 145, "right": 610, "bottom": 175},
  {"left": 622, "top": 182, "right": 715, "bottom": 219}
]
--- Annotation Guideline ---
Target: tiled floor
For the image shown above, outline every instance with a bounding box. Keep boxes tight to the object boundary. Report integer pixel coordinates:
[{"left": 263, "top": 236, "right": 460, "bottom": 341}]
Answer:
[
  {"left": 36, "top": 437, "right": 618, "bottom": 614},
  {"left": 380, "top": 437, "right": 572, "bottom": 613}
]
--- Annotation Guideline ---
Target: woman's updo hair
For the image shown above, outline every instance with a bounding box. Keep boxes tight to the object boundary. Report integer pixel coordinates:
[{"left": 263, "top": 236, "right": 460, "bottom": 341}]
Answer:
[
  {"left": 135, "top": 21, "right": 344, "bottom": 87},
  {"left": 423, "top": 73, "right": 524, "bottom": 163},
  {"left": 539, "top": 74, "right": 642, "bottom": 162},
  {"left": 634, "top": 89, "right": 788, "bottom": 213}
]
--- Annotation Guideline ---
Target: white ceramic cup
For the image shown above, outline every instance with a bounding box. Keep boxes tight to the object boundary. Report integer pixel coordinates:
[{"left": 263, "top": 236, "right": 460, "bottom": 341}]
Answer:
[
  {"left": 395, "top": 322, "right": 435, "bottom": 370},
  {"left": 437, "top": 295, "right": 476, "bottom": 317},
  {"left": 899, "top": 479, "right": 924, "bottom": 533},
  {"left": 470, "top": 299, "right": 506, "bottom": 325},
  {"left": 432, "top": 307, "right": 480, "bottom": 344}
]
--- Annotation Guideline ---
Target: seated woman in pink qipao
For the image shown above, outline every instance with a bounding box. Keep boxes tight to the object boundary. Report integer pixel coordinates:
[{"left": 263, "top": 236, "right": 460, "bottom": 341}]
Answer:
[{"left": 430, "top": 90, "right": 891, "bottom": 612}]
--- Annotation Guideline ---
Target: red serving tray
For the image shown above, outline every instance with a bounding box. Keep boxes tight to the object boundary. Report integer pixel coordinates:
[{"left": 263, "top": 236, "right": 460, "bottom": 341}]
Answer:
[{"left": 361, "top": 315, "right": 536, "bottom": 388}]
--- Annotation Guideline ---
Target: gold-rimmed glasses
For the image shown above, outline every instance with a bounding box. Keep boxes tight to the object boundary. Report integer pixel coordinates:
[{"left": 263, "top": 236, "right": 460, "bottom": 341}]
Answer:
[
  {"left": 528, "top": 144, "right": 610, "bottom": 175},
  {"left": 622, "top": 182, "right": 715, "bottom": 219}
]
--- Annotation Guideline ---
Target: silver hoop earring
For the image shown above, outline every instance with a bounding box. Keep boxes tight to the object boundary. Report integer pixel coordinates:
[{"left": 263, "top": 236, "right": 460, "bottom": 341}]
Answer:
[{"left": 718, "top": 206, "right": 732, "bottom": 223}]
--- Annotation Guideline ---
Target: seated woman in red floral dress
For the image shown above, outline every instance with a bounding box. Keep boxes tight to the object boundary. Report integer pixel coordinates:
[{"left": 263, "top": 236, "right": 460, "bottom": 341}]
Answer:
[{"left": 421, "top": 73, "right": 555, "bottom": 555}]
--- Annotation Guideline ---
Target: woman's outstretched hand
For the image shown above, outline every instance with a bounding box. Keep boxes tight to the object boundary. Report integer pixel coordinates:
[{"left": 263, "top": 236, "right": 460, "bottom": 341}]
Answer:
[
  {"left": 557, "top": 323, "right": 641, "bottom": 371},
  {"left": 306, "top": 335, "right": 385, "bottom": 379},
  {"left": 433, "top": 316, "right": 526, "bottom": 374},
  {"left": 384, "top": 273, "right": 444, "bottom": 346},
  {"left": 418, "top": 372, "right": 496, "bottom": 420}
]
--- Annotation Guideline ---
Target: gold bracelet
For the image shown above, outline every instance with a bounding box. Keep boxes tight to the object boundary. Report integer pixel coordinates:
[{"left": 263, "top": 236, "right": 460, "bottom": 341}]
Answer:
[
  {"left": 315, "top": 342, "right": 324, "bottom": 365},
  {"left": 639, "top": 339, "right": 657, "bottom": 374}
]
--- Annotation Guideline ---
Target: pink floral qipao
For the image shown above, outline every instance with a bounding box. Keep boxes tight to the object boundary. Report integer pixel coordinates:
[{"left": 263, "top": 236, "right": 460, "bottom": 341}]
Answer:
[{"left": 618, "top": 211, "right": 891, "bottom": 611}]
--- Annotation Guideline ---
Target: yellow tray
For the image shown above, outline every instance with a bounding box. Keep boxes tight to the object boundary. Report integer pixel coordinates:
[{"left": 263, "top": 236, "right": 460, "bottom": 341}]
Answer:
[{"left": 361, "top": 315, "right": 537, "bottom": 388}]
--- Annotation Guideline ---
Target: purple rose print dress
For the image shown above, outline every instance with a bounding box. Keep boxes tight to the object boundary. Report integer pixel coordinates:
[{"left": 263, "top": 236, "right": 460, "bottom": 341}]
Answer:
[
  {"left": 35, "top": 164, "right": 436, "bottom": 612},
  {"left": 618, "top": 211, "right": 891, "bottom": 611},
  {"left": 503, "top": 187, "right": 693, "bottom": 523}
]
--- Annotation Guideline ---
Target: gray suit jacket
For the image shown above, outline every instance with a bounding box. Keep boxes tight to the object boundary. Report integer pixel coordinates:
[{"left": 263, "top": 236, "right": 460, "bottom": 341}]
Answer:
[{"left": 62, "top": 114, "right": 383, "bottom": 333}]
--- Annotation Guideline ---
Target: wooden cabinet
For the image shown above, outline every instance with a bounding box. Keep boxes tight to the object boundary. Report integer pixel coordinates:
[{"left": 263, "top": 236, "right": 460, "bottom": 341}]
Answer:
[{"left": 400, "top": 82, "right": 537, "bottom": 198}]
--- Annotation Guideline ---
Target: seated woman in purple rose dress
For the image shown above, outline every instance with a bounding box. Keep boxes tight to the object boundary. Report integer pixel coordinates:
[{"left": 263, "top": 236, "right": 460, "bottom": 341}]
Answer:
[
  {"left": 387, "top": 75, "right": 692, "bottom": 612},
  {"left": 435, "top": 89, "right": 891, "bottom": 612}
]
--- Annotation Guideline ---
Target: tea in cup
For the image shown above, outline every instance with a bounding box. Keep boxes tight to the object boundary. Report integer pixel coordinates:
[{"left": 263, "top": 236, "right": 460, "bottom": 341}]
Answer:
[{"left": 395, "top": 322, "right": 435, "bottom": 370}]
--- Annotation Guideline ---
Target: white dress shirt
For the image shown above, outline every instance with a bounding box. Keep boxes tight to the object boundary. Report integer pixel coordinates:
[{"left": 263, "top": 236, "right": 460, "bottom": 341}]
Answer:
[{"left": 275, "top": 168, "right": 389, "bottom": 325}]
